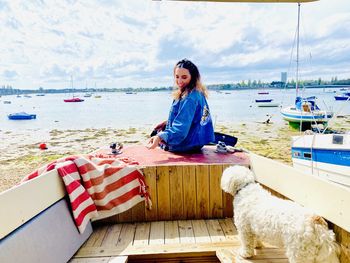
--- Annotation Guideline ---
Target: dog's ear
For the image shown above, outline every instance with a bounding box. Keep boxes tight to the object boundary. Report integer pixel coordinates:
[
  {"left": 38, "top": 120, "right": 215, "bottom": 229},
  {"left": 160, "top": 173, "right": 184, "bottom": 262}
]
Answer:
[
  {"left": 221, "top": 165, "right": 255, "bottom": 196},
  {"left": 221, "top": 166, "right": 234, "bottom": 194}
]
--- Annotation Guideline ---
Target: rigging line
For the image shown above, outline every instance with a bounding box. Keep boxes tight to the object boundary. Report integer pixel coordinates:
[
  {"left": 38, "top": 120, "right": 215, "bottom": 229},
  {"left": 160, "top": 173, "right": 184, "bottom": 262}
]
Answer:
[
  {"left": 321, "top": 96, "right": 350, "bottom": 134},
  {"left": 280, "top": 14, "right": 298, "bottom": 107}
]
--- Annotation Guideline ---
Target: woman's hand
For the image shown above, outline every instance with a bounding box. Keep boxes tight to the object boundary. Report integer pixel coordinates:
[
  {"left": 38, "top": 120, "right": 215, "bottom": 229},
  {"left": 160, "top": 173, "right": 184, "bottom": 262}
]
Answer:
[{"left": 147, "top": 135, "right": 161, "bottom": 149}]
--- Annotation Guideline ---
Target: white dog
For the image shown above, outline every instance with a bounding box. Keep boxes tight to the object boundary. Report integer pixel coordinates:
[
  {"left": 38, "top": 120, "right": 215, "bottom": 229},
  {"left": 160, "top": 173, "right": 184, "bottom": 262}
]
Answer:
[{"left": 221, "top": 165, "right": 340, "bottom": 263}]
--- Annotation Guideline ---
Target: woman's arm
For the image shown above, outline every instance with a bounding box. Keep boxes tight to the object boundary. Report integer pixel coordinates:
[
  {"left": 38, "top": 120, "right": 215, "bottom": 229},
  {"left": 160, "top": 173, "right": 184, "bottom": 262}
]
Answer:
[{"left": 158, "top": 97, "right": 197, "bottom": 146}]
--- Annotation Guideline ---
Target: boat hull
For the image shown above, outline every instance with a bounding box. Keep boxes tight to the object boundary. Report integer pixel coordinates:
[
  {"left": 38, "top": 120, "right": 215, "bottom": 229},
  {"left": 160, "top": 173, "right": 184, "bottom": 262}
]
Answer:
[
  {"left": 8, "top": 113, "right": 36, "bottom": 120},
  {"left": 281, "top": 106, "right": 333, "bottom": 123},
  {"left": 334, "top": 96, "right": 350, "bottom": 101},
  {"left": 292, "top": 134, "right": 350, "bottom": 187},
  {"left": 64, "top": 98, "right": 84, "bottom": 102},
  {"left": 256, "top": 102, "right": 280, "bottom": 107}
]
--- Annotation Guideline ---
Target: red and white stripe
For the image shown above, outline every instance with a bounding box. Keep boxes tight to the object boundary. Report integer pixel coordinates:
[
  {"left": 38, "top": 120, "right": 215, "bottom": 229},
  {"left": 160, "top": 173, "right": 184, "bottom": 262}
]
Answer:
[{"left": 22, "top": 155, "right": 150, "bottom": 233}]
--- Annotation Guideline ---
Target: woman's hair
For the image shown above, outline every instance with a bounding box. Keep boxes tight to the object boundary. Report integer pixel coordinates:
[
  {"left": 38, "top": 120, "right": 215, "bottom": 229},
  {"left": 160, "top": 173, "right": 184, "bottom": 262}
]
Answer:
[{"left": 172, "top": 59, "right": 208, "bottom": 99}]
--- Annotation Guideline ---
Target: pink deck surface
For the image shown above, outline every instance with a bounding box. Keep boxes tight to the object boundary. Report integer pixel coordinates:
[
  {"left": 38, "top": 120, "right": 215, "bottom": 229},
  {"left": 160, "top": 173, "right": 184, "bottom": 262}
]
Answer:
[{"left": 95, "top": 145, "right": 250, "bottom": 167}]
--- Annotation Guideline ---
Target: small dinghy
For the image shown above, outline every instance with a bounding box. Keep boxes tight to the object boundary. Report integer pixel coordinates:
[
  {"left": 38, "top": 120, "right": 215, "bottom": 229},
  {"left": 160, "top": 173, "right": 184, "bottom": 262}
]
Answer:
[{"left": 8, "top": 112, "right": 36, "bottom": 120}]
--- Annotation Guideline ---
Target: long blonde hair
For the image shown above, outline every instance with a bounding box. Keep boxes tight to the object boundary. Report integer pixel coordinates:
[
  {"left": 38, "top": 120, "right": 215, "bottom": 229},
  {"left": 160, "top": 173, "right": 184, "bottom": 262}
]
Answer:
[{"left": 172, "top": 59, "right": 208, "bottom": 100}]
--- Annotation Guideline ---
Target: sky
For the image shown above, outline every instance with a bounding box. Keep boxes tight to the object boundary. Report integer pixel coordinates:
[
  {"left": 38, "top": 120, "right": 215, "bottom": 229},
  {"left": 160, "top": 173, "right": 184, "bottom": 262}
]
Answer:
[{"left": 0, "top": 0, "right": 349, "bottom": 90}]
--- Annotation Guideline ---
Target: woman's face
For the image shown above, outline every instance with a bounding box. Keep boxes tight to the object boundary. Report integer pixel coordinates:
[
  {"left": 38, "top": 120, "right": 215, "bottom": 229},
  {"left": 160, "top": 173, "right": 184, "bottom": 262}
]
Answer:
[{"left": 175, "top": 67, "right": 191, "bottom": 90}]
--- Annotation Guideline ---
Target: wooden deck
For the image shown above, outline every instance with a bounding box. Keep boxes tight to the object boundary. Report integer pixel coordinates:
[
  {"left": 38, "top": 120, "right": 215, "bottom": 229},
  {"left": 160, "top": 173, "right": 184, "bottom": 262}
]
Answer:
[{"left": 72, "top": 219, "right": 288, "bottom": 262}]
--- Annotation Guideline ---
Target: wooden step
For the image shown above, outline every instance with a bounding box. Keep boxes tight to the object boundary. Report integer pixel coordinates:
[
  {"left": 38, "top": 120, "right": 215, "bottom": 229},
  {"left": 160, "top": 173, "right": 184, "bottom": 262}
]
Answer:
[
  {"left": 216, "top": 248, "right": 288, "bottom": 263},
  {"left": 70, "top": 255, "right": 128, "bottom": 262}
]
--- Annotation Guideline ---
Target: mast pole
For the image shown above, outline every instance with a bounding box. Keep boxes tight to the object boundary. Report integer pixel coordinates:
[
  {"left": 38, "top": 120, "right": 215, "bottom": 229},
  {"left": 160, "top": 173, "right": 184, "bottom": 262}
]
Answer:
[{"left": 296, "top": 2, "right": 300, "bottom": 97}]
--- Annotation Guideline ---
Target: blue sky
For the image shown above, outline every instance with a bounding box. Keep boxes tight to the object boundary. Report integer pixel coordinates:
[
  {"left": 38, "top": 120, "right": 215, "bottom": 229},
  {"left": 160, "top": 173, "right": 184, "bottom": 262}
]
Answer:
[{"left": 0, "top": 0, "right": 349, "bottom": 90}]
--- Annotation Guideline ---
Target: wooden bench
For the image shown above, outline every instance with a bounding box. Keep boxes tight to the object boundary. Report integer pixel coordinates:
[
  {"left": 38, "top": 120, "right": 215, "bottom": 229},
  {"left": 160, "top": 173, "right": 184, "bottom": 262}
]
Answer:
[{"left": 95, "top": 145, "right": 249, "bottom": 223}]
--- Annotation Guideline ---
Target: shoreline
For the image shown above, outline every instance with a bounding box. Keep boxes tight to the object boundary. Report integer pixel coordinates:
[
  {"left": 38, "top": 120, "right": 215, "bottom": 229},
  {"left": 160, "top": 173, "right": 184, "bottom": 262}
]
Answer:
[{"left": 1, "top": 117, "right": 349, "bottom": 193}]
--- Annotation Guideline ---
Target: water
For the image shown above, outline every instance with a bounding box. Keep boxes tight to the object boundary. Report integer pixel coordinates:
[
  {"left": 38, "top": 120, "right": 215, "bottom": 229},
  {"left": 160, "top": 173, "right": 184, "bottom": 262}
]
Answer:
[{"left": 0, "top": 88, "right": 349, "bottom": 131}]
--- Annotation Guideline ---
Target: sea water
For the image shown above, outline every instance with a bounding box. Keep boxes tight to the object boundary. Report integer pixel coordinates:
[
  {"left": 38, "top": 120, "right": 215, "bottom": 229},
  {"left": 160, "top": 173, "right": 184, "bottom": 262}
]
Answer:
[{"left": 0, "top": 88, "right": 348, "bottom": 131}]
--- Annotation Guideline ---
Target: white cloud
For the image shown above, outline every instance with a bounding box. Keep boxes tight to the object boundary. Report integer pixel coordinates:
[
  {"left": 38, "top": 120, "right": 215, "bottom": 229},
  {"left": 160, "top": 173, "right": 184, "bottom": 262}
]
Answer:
[{"left": 0, "top": 0, "right": 349, "bottom": 89}]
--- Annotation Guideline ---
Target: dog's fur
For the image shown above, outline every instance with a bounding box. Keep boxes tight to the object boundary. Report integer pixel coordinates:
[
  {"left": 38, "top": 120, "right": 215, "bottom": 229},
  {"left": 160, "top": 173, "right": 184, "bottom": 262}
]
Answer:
[{"left": 221, "top": 165, "right": 340, "bottom": 263}]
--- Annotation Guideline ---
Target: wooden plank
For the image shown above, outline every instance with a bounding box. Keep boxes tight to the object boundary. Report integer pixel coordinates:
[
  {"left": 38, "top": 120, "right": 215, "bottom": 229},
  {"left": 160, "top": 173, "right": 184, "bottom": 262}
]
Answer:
[
  {"left": 164, "top": 220, "right": 180, "bottom": 244},
  {"left": 118, "top": 209, "right": 133, "bottom": 223},
  {"left": 217, "top": 248, "right": 288, "bottom": 263},
  {"left": 183, "top": 165, "right": 197, "bottom": 219},
  {"left": 143, "top": 167, "right": 158, "bottom": 221},
  {"left": 108, "top": 256, "right": 129, "bottom": 263},
  {"left": 209, "top": 165, "right": 223, "bottom": 218},
  {"left": 250, "top": 152, "right": 350, "bottom": 232},
  {"left": 117, "top": 223, "right": 136, "bottom": 250},
  {"left": 70, "top": 257, "right": 128, "bottom": 263},
  {"left": 84, "top": 225, "right": 108, "bottom": 247},
  {"left": 0, "top": 169, "right": 65, "bottom": 239},
  {"left": 206, "top": 219, "right": 226, "bottom": 242},
  {"left": 149, "top": 221, "right": 165, "bottom": 245},
  {"left": 178, "top": 220, "right": 195, "bottom": 244},
  {"left": 169, "top": 166, "right": 184, "bottom": 219},
  {"left": 133, "top": 222, "right": 150, "bottom": 246},
  {"left": 156, "top": 166, "right": 171, "bottom": 220},
  {"left": 218, "top": 218, "right": 238, "bottom": 241},
  {"left": 131, "top": 202, "right": 145, "bottom": 222},
  {"left": 101, "top": 224, "right": 123, "bottom": 247},
  {"left": 128, "top": 254, "right": 218, "bottom": 262},
  {"left": 333, "top": 224, "right": 350, "bottom": 263},
  {"left": 75, "top": 240, "right": 240, "bottom": 257},
  {"left": 69, "top": 257, "right": 111, "bottom": 262},
  {"left": 192, "top": 219, "right": 211, "bottom": 243},
  {"left": 222, "top": 164, "right": 234, "bottom": 218},
  {"left": 216, "top": 249, "right": 235, "bottom": 263},
  {"left": 196, "top": 165, "right": 210, "bottom": 219}
]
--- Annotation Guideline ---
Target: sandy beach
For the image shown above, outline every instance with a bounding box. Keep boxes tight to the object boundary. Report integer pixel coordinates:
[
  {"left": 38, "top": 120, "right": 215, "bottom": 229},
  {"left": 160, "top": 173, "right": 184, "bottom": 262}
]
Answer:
[{"left": 1, "top": 117, "right": 349, "bottom": 193}]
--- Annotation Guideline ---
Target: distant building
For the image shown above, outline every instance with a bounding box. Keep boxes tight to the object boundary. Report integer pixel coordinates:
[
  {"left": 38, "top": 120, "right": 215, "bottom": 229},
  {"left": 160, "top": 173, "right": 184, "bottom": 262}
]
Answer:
[{"left": 281, "top": 72, "right": 287, "bottom": 83}]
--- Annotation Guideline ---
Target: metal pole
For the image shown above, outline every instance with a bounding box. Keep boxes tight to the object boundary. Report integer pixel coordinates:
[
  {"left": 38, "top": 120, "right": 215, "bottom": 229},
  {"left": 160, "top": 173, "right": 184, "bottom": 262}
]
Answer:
[{"left": 296, "top": 2, "right": 300, "bottom": 97}]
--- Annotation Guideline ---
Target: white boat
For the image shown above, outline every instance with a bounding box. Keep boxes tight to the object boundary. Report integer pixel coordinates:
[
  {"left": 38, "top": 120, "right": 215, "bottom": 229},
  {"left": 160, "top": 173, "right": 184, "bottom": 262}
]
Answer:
[
  {"left": 292, "top": 133, "right": 350, "bottom": 187},
  {"left": 83, "top": 93, "right": 92, "bottom": 97},
  {"left": 281, "top": 96, "right": 333, "bottom": 123}
]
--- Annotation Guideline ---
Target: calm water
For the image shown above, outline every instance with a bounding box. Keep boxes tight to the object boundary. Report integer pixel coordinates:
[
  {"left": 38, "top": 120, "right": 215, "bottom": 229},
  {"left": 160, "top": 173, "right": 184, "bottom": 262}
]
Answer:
[{"left": 0, "top": 88, "right": 349, "bottom": 131}]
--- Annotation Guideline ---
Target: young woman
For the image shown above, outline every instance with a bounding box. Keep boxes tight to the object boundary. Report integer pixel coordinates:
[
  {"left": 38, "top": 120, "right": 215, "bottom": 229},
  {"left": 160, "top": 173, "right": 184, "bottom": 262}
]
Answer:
[{"left": 147, "top": 59, "right": 215, "bottom": 152}]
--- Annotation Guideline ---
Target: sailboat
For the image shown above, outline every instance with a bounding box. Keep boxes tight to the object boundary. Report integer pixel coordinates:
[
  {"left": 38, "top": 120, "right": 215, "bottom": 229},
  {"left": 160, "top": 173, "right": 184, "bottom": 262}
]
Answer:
[
  {"left": 286, "top": 4, "right": 350, "bottom": 188},
  {"left": 280, "top": 4, "right": 333, "bottom": 125},
  {"left": 64, "top": 76, "right": 84, "bottom": 103}
]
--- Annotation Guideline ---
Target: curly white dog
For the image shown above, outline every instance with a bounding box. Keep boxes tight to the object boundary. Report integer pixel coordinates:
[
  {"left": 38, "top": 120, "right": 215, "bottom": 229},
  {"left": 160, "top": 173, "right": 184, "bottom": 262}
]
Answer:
[{"left": 220, "top": 165, "right": 340, "bottom": 263}]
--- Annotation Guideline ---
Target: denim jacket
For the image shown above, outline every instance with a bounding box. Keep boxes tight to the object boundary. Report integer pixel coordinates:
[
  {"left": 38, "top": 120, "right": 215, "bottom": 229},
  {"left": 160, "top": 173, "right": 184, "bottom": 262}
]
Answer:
[{"left": 157, "top": 89, "right": 215, "bottom": 152}]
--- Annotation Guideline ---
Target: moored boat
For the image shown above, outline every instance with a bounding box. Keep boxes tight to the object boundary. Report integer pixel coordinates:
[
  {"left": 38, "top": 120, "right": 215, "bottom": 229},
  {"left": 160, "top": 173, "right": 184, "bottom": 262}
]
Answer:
[
  {"left": 83, "top": 93, "right": 92, "bottom": 97},
  {"left": 334, "top": 94, "right": 350, "bottom": 101},
  {"left": 64, "top": 76, "right": 84, "bottom": 102},
  {"left": 255, "top": 98, "right": 280, "bottom": 107},
  {"left": 292, "top": 133, "right": 350, "bottom": 187},
  {"left": 281, "top": 96, "right": 333, "bottom": 123},
  {"left": 8, "top": 112, "right": 37, "bottom": 120},
  {"left": 64, "top": 97, "right": 84, "bottom": 102}
]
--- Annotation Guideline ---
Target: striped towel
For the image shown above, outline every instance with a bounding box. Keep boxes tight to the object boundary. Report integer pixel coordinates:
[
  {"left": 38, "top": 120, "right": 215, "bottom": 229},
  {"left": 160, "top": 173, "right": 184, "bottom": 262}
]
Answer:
[{"left": 22, "top": 154, "right": 151, "bottom": 233}]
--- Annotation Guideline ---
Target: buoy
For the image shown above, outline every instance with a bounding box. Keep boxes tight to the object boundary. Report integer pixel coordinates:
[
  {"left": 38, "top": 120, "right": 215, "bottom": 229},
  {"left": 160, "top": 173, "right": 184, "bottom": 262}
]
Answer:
[{"left": 39, "top": 143, "right": 48, "bottom": 150}]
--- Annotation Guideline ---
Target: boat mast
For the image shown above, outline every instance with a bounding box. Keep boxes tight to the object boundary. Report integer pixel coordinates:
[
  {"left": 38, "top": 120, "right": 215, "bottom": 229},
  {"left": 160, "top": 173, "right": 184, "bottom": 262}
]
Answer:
[{"left": 295, "top": 2, "right": 300, "bottom": 97}]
